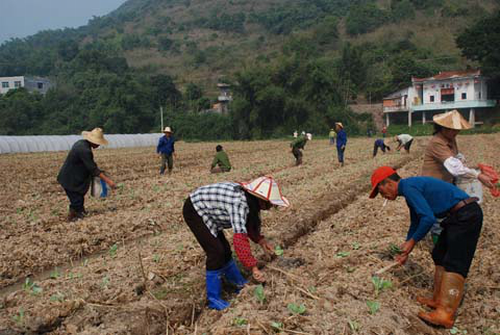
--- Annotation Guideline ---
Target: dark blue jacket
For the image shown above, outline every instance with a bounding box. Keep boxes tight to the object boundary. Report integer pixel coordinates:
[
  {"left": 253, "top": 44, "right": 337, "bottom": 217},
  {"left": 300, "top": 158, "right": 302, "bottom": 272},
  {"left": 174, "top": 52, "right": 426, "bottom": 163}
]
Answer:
[
  {"left": 157, "top": 135, "right": 175, "bottom": 155},
  {"left": 336, "top": 130, "right": 347, "bottom": 148},
  {"left": 398, "top": 177, "right": 469, "bottom": 242}
]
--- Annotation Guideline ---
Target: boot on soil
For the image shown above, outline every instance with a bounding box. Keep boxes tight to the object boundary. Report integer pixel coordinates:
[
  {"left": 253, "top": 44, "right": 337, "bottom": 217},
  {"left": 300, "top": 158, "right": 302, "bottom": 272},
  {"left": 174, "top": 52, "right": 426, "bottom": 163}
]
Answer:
[
  {"left": 417, "top": 265, "right": 445, "bottom": 308},
  {"left": 418, "top": 272, "right": 465, "bottom": 329},
  {"left": 67, "top": 209, "right": 84, "bottom": 222},
  {"left": 221, "top": 259, "right": 248, "bottom": 292},
  {"left": 206, "top": 269, "right": 230, "bottom": 310}
]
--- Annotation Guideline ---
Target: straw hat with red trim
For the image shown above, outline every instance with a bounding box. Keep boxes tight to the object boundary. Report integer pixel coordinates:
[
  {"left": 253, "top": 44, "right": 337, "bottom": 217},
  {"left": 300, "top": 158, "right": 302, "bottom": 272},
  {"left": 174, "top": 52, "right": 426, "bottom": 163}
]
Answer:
[
  {"left": 82, "top": 128, "right": 108, "bottom": 146},
  {"left": 239, "top": 176, "right": 290, "bottom": 207},
  {"left": 369, "top": 166, "right": 397, "bottom": 198},
  {"left": 433, "top": 110, "right": 471, "bottom": 130}
]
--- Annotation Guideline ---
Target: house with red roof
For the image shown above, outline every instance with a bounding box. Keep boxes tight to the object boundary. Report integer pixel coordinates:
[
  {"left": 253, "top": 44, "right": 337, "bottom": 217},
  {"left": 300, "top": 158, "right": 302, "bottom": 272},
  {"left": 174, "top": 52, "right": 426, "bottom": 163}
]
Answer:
[{"left": 383, "top": 69, "right": 496, "bottom": 127}]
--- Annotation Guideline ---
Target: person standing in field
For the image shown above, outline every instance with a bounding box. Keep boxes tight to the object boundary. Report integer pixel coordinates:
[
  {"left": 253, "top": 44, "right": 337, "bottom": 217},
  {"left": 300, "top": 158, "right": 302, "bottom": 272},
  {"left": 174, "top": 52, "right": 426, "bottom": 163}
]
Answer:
[
  {"left": 183, "top": 176, "right": 289, "bottom": 310},
  {"left": 395, "top": 133, "right": 413, "bottom": 153},
  {"left": 421, "top": 110, "right": 494, "bottom": 244},
  {"left": 382, "top": 125, "right": 387, "bottom": 138},
  {"left": 335, "top": 122, "right": 347, "bottom": 167},
  {"left": 157, "top": 127, "right": 176, "bottom": 175},
  {"left": 329, "top": 128, "right": 336, "bottom": 145},
  {"left": 290, "top": 132, "right": 308, "bottom": 166},
  {"left": 369, "top": 166, "right": 483, "bottom": 329},
  {"left": 210, "top": 145, "right": 231, "bottom": 173},
  {"left": 373, "top": 138, "right": 391, "bottom": 158},
  {"left": 57, "top": 128, "right": 116, "bottom": 222}
]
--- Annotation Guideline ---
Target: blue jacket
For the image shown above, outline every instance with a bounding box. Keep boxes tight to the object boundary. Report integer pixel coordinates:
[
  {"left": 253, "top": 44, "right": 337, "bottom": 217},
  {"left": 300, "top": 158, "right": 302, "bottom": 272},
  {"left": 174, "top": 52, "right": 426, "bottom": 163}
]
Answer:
[
  {"left": 398, "top": 177, "right": 469, "bottom": 242},
  {"left": 157, "top": 135, "right": 175, "bottom": 155},
  {"left": 336, "top": 130, "right": 347, "bottom": 148}
]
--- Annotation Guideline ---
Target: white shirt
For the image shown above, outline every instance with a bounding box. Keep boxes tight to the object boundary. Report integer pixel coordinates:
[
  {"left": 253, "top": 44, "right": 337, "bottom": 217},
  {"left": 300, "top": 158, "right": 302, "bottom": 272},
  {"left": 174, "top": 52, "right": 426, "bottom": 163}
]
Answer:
[{"left": 397, "top": 134, "right": 413, "bottom": 145}]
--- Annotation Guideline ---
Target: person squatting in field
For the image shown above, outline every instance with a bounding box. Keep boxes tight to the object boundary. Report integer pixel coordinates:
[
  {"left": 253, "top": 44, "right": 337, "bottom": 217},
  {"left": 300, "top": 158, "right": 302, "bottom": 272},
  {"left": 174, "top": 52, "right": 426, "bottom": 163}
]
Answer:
[
  {"left": 57, "top": 128, "right": 116, "bottom": 222},
  {"left": 421, "top": 110, "right": 495, "bottom": 244},
  {"left": 335, "top": 122, "right": 347, "bottom": 167},
  {"left": 183, "top": 176, "right": 290, "bottom": 310},
  {"left": 395, "top": 133, "right": 413, "bottom": 154},
  {"left": 369, "top": 166, "right": 483, "bottom": 329},
  {"left": 372, "top": 138, "right": 391, "bottom": 158},
  {"left": 290, "top": 132, "right": 308, "bottom": 166},
  {"left": 157, "top": 126, "right": 176, "bottom": 175},
  {"left": 210, "top": 145, "right": 232, "bottom": 173}
]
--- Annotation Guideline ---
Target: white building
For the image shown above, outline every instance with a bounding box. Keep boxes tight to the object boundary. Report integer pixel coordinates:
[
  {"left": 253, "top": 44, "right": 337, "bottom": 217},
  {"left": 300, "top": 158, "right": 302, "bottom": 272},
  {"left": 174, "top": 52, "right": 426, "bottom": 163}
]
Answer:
[
  {"left": 383, "top": 70, "right": 496, "bottom": 127},
  {"left": 0, "top": 76, "right": 53, "bottom": 95}
]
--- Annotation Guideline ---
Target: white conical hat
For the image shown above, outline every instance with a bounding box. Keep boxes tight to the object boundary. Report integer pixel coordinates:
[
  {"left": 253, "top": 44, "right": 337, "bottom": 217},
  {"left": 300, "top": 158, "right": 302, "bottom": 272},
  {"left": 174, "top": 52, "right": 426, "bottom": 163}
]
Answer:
[
  {"left": 239, "top": 176, "right": 290, "bottom": 207},
  {"left": 82, "top": 128, "right": 108, "bottom": 146},
  {"left": 433, "top": 110, "right": 471, "bottom": 130},
  {"left": 163, "top": 126, "right": 173, "bottom": 133}
]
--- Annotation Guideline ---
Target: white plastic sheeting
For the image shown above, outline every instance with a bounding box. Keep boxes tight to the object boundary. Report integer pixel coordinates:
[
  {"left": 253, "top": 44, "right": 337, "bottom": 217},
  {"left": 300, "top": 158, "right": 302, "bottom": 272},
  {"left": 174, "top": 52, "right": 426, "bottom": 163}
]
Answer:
[{"left": 0, "top": 133, "right": 163, "bottom": 154}]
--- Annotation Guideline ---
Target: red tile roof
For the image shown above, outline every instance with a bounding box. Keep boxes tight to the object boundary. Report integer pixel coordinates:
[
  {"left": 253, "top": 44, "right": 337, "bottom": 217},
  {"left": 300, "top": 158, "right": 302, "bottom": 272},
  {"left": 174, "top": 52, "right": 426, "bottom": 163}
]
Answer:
[{"left": 412, "top": 69, "right": 481, "bottom": 82}]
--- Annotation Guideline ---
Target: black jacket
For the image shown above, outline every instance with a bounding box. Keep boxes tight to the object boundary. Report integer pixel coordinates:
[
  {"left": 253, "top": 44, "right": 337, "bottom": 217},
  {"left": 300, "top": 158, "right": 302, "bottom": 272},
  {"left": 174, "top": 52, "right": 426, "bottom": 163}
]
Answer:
[{"left": 57, "top": 140, "right": 101, "bottom": 194}]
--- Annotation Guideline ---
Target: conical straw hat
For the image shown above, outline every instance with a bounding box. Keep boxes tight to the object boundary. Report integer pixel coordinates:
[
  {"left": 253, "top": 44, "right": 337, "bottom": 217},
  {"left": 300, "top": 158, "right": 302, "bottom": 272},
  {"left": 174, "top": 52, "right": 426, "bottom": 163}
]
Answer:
[
  {"left": 82, "top": 128, "right": 108, "bottom": 146},
  {"left": 433, "top": 110, "right": 471, "bottom": 130},
  {"left": 239, "top": 176, "right": 290, "bottom": 207},
  {"left": 163, "top": 126, "right": 173, "bottom": 133}
]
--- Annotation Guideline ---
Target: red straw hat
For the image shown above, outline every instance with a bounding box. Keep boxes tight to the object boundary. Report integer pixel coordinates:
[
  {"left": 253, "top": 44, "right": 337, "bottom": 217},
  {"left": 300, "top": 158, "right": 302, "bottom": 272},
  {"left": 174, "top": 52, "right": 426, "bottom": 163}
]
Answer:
[
  {"left": 239, "top": 176, "right": 290, "bottom": 207},
  {"left": 369, "top": 166, "right": 397, "bottom": 198}
]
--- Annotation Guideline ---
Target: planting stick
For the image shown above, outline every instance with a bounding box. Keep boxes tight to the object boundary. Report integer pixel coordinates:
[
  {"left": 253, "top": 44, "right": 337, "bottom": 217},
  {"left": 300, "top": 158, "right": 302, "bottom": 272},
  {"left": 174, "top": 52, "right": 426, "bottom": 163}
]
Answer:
[
  {"left": 267, "top": 265, "right": 303, "bottom": 281},
  {"left": 374, "top": 262, "right": 400, "bottom": 276},
  {"left": 292, "top": 284, "right": 320, "bottom": 300}
]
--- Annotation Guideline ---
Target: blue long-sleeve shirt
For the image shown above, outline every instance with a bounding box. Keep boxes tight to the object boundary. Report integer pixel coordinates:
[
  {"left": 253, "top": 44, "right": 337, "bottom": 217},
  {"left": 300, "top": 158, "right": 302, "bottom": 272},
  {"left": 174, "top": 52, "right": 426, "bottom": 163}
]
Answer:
[
  {"left": 336, "top": 130, "right": 347, "bottom": 148},
  {"left": 398, "top": 177, "right": 469, "bottom": 242},
  {"left": 157, "top": 135, "right": 175, "bottom": 155}
]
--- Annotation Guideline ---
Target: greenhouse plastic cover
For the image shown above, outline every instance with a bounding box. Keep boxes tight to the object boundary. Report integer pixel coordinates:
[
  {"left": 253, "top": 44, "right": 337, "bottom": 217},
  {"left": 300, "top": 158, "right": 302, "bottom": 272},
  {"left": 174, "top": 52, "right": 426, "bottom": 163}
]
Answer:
[{"left": 0, "top": 133, "right": 163, "bottom": 154}]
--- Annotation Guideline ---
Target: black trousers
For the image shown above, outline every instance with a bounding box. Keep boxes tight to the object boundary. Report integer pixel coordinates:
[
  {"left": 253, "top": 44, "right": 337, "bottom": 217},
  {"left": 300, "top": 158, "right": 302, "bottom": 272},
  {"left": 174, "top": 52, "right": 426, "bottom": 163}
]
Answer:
[
  {"left": 64, "top": 189, "right": 85, "bottom": 213},
  {"left": 292, "top": 147, "right": 303, "bottom": 165},
  {"left": 432, "top": 202, "right": 483, "bottom": 278},
  {"left": 373, "top": 143, "right": 390, "bottom": 157},
  {"left": 183, "top": 198, "right": 232, "bottom": 271}
]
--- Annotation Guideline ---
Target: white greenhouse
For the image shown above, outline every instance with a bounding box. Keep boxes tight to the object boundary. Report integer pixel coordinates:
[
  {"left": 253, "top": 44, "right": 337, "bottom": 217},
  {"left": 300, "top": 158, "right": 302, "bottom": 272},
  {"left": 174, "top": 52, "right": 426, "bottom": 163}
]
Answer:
[{"left": 0, "top": 133, "right": 163, "bottom": 154}]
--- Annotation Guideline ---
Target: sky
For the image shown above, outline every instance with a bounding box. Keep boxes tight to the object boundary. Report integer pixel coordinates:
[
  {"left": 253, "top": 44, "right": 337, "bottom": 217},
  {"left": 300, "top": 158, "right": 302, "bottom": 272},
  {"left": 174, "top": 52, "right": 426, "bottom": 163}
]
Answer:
[{"left": 0, "top": 0, "right": 128, "bottom": 44}]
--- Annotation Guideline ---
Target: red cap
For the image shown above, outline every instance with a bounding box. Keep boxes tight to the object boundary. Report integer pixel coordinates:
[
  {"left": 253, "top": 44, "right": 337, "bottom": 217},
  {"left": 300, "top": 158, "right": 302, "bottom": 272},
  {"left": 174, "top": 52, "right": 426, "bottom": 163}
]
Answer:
[{"left": 369, "top": 166, "right": 397, "bottom": 198}]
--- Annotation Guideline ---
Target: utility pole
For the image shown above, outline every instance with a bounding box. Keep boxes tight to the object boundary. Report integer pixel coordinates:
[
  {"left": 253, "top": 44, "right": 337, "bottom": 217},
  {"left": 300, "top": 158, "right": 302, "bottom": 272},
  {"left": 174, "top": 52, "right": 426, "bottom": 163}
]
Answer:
[{"left": 160, "top": 106, "right": 164, "bottom": 131}]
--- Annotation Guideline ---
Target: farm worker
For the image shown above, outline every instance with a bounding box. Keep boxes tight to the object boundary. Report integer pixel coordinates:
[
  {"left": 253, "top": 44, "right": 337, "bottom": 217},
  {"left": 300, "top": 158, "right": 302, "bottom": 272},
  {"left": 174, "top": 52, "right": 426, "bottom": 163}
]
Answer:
[
  {"left": 369, "top": 166, "right": 483, "bottom": 329},
  {"left": 57, "top": 128, "right": 116, "bottom": 222},
  {"left": 335, "top": 122, "right": 347, "bottom": 167},
  {"left": 395, "top": 134, "right": 413, "bottom": 153},
  {"left": 290, "top": 132, "right": 308, "bottom": 166},
  {"left": 157, "top": 126, "right": 176, "bottom": 175},
  {"left": 183, "top": 176, "right": 289, "bottom": 310},
  {"left": 372, "top": 139, "right": 391, "bottom": 158},
  {"left": 382, "top": 125, "right": 387, "bottom": 138},
  {"left": 293, "top": 130, "right": 298, "bottom": 138},
  {"left": 329, "top": 128, "right": 336, "bottom": 145},
  {"left": 421, "top": 110, "right": 494, "bottom": 244},
  {"left": 210, "top": 145, "right": 231, "bottom": 173}
]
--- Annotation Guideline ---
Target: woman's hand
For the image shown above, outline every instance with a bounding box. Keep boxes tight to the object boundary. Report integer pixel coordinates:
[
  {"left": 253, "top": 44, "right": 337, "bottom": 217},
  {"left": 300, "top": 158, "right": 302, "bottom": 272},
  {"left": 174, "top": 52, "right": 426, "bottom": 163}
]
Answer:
[
  {"left": 259, "top": 238, "right": 274, "bottom": 255},
  {"left": 252, "top": 266, "right": 266, "bottom": 283},
  {"left": 478, "top": 173, "right": 494, "bottom": 188}
]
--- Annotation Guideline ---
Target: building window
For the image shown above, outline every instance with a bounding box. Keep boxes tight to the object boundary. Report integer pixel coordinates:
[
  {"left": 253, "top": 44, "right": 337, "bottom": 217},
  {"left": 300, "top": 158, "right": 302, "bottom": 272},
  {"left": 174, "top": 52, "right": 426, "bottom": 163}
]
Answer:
[
  {"left": 2, "top": 82, "right": 9, "bottom": 88},
  {"left": 461, "top": 92, "right": 467, "bottom": 100},
  {"left": 14, "top": 81, "right": 21, "bottom": 88},
  {"left": 37, "top": 82, "right": 44, "bottom": 89},
  {"left": 430, "top": 95, "right": 435, "bottom": 102}
]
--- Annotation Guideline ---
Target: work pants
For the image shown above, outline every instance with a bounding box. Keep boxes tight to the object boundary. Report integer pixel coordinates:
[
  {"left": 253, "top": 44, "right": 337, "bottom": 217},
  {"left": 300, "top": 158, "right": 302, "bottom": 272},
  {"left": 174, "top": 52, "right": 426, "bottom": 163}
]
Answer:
[
  {"left": 292, "top": 147, "right": 303, "bottom": 165},
  {"left": 64, "top": 189, "right": 85, "bottom": 213},
  {"left": 160, "top": 153, "right": 173, "bottom": 174},
  {"left": 336, "top": 146, "right": 345, "bottom": 163}
]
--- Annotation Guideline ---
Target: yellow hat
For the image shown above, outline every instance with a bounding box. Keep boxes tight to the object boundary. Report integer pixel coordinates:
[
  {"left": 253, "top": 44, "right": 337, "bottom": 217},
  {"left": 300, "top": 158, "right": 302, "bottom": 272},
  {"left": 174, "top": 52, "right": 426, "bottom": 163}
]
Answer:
[
  {"left": 82, "top": 128, "right": 108, "bottom": 146},
  {"left": 239, "top": 176, "right": 290, "bottom": 207},
  {"left": 433, "top": 110, "right": 472, "bottom": 130}
]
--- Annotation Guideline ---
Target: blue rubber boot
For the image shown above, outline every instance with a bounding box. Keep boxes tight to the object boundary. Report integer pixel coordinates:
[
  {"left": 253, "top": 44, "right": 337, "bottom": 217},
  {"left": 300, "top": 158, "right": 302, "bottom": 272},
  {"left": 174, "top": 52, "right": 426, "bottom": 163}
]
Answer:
[
  {"left": 206, "top": 269, "right": 230, "bottom": 310},
  {"left": 221, "top": 259, "right": 248, "bottom": 291}
]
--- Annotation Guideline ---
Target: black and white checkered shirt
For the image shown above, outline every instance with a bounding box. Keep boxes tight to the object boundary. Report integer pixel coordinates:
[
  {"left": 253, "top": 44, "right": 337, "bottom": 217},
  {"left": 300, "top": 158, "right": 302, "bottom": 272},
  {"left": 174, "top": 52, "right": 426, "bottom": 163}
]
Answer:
[{"left": 189, "top": 182, "right": 249, "bottom": 237}]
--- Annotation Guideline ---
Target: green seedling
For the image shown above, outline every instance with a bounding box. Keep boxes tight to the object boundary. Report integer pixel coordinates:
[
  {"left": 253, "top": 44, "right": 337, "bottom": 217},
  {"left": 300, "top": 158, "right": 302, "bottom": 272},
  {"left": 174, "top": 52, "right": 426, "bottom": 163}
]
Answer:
[
  {"left": 388, "top": 243, "right": 403, "bottom": 256},
  {"left": 50, "top": 268, "right": 61, "bottom": 279},
  {"left": 287, "top": 303, "right": 306, "bottom": 315},
  {"left": 50, "top": 292, "right": 65, "bottom": 302},
  {"left": 450, "top": 327, "right": 468, "bottom": 334},
  {"left": 153, "top": 254, "right": 161, "bottom": 263},
  {"left": 12, "top": 308, "right": 24, "bottom": 325},
  {"left": 366, "top": 300, "right": 380, "bottom": 315},
  {"left": 233, "top": 317, "right": 248, "bottom": 326},
  {"left": 101, "top": 276, "right": 110, "bottom": 289},
  {"left": 352, "top": 242, "right": 361, "bottom": 250},
  {"left": 274, "top": 245, "right": 284, "bottom": 256},
  {"left": 372, "top": 276, "right": 392, "bottom": 297},
  {"left": 348, "top": 320, "right": 360, "bottom": 332},
  {"left": 336, "top": 251, "right": 350, "bottom": 258},
  {"left": 271, "top": 322, "right": 283, "bottom": 332},
  {"left": 23, "top": 278, "right": 43, "bottom": 295},
  {"left": 254, "top": 284, "right": 266, "bottom": 304},
  {"left": 109, "top": 243, "right": 119, "bottom": 258}
]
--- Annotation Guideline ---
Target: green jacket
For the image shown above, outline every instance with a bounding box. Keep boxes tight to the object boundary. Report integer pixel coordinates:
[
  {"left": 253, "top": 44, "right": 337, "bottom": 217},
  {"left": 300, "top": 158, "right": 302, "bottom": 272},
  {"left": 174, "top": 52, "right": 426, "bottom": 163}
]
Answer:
[
  {"left": 211, "top": 150, "right": 231, "bottom": 170},
  {"left": 291, "top": 135, "right": 307, "bottom": 149}
]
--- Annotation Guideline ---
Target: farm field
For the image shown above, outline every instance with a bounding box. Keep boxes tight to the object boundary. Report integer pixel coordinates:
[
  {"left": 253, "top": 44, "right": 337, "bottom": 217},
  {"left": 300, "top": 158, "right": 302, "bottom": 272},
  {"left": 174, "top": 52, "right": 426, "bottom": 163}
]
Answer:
[{"left": 0, "top": 135, "right": 499, "bottom": 334}]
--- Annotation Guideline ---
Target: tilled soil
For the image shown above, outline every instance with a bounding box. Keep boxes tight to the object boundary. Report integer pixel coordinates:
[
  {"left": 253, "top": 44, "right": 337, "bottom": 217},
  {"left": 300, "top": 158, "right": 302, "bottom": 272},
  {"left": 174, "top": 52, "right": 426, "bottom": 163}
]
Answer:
[{"left": 0, "top": 135, "right": 498, "bottom": 334}]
